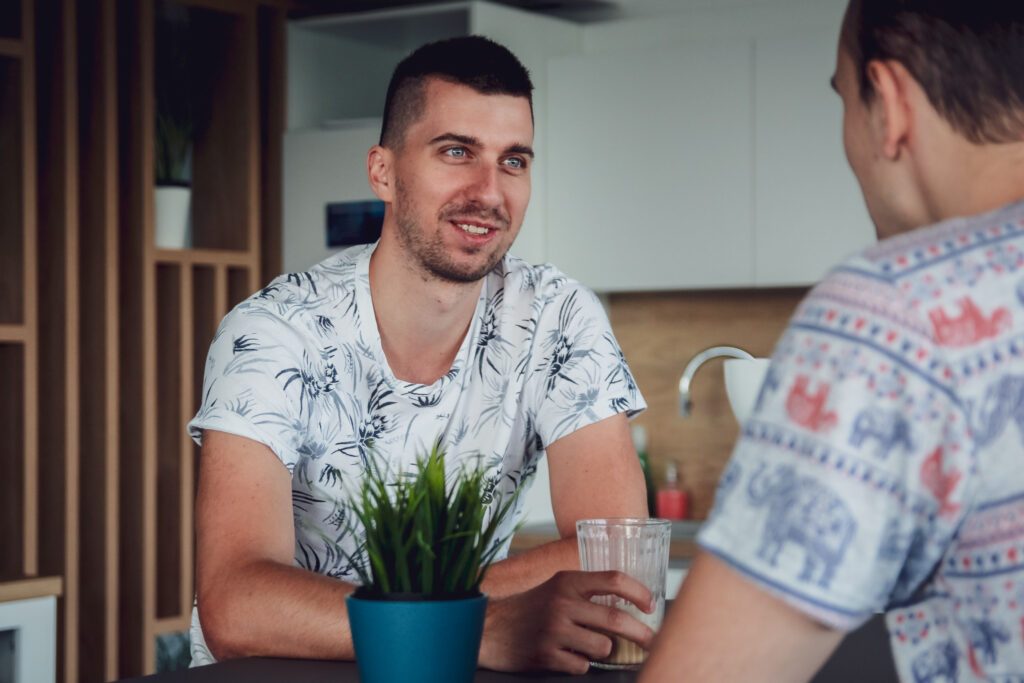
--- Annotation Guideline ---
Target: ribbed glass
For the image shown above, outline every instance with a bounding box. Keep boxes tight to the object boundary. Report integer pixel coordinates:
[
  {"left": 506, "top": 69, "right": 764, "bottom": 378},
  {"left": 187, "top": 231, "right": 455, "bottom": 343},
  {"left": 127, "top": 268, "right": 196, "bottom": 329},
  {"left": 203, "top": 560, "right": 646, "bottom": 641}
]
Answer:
[{"left": 576, "top": 517, "right": 671, "bottom": 670}]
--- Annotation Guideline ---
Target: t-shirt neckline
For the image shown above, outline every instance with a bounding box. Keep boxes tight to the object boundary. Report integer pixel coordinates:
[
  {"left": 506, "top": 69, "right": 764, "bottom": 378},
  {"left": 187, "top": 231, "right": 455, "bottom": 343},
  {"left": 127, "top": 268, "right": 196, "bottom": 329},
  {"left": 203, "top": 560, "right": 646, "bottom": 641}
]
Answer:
[{"left": 354, "top": 241, "right": 489, "bottom": 393}]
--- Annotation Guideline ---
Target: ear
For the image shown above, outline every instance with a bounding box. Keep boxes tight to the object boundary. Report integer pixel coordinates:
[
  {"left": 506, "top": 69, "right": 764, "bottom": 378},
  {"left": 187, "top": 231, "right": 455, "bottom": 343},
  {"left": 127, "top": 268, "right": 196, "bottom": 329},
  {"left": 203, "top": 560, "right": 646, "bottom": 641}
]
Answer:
[
  {"left": 367, "top": 145, "right": 395, "bottom": 203},
  {"left": 865, "top": 59, "right": 912, "bottom": 160}
]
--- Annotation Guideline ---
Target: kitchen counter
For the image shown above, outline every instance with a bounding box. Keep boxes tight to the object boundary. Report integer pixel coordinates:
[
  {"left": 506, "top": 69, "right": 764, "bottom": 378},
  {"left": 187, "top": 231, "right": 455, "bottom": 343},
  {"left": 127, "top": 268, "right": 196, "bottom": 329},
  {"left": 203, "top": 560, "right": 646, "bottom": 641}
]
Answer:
[{"left": 510, "top": 520, "right": 701, "bottom": 560}]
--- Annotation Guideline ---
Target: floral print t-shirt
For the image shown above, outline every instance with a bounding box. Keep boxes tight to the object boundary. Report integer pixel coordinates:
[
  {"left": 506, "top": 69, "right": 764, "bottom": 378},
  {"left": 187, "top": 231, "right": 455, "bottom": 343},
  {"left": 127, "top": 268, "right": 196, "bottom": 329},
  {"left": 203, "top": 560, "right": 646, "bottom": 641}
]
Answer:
[
  {"left": 700, "top": 199, "right": 1024, "bottom": 681},
  {"left": 186, "top": 241, "right": 646, "bottom": 664}
]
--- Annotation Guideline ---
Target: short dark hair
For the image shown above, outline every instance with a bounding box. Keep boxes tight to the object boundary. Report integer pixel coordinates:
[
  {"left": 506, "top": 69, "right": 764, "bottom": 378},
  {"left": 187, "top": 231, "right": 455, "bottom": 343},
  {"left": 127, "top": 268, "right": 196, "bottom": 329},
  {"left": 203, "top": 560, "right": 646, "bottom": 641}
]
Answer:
[
  {"left": 842, "top": 0, "right": 1024, "bottom": 144},
  {"left": 378, "top": 36, "right": 534, "bottom": 149}
]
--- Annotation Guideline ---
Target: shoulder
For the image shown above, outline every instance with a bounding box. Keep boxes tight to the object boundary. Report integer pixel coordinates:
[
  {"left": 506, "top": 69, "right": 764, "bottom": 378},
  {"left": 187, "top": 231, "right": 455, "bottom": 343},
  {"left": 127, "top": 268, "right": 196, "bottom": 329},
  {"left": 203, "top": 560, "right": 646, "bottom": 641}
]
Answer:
[{"left": 494, "top": 255, "right": 602, "bottom": 314}]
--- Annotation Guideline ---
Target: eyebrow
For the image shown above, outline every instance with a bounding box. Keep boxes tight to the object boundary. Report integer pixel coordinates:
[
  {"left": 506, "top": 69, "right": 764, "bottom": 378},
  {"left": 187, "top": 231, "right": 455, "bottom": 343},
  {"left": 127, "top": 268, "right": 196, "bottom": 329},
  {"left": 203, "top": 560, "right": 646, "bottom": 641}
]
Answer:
[{"left": 429, "top": 132, "right": 535, "bottom": 159}]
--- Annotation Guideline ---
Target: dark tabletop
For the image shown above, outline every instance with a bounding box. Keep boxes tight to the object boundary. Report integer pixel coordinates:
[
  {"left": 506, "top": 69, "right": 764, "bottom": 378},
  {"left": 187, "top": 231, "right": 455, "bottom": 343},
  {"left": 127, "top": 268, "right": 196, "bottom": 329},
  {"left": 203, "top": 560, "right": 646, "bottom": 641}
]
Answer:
[{"left": 117, "top": 613, "right": 897, "bottom": 683}]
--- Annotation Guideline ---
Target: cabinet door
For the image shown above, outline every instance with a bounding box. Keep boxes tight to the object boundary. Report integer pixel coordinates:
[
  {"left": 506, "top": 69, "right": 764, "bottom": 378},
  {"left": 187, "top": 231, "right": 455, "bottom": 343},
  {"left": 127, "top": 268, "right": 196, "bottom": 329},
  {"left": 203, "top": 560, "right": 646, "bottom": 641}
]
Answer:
[
  {"left": 753, "top": 31, "right": 874, "bottom": 286},
  {"left": 546, "top": 42, "right": 755, "bottom": 291}
]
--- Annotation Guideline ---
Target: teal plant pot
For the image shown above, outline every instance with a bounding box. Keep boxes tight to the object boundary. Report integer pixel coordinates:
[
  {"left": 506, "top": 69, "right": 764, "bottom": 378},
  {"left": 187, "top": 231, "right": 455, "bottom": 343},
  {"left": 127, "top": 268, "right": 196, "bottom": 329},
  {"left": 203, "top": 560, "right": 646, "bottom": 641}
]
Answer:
[{"left": 346, "top": 592, "right": 488, "bottom": 683}]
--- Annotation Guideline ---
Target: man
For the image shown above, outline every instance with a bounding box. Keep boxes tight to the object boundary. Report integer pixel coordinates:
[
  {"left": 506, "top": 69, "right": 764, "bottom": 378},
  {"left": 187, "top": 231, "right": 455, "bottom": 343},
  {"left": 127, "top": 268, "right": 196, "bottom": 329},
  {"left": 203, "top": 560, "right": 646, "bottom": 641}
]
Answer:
[
  {"left": 641, "top": 1, "right": 1024, "bottom": 681},
  {"left": 189, "top": 36, "right": 655, "bottom": 674}
]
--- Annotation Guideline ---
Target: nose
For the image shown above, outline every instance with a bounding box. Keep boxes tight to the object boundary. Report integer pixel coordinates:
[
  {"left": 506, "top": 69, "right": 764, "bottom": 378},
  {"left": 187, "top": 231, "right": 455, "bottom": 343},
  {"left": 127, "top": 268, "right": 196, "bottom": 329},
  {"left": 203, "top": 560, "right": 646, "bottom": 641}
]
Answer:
[{"left": 465, "top": 162, "right": 503, "bottom": 209}]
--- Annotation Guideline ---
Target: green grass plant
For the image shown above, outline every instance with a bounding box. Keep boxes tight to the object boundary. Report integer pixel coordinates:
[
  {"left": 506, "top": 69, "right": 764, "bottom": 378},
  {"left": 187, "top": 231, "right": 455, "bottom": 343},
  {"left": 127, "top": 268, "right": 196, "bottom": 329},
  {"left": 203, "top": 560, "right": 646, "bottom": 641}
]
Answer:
[{"left": 346, "top": 442, "right": 519, "bottom": 599}]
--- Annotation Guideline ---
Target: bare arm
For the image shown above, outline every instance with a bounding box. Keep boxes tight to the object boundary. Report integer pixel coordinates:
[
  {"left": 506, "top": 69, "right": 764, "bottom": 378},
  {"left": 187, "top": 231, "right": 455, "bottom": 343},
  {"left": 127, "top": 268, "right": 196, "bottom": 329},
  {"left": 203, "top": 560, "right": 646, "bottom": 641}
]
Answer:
[
  {"left": 638, "top": 551, "right": 845, "bottom": 683},
  {"left": 479, "top": 412, "right": 653, "bottom": 672},
  {"left": 195, "top": 430, "right": 356, "bottom": 661},
  {"left": 480, "top": 412, "right": 649, "bottom": 598},
  {"left": 198, "top": 416, "right": 653, "bottom": 671}
]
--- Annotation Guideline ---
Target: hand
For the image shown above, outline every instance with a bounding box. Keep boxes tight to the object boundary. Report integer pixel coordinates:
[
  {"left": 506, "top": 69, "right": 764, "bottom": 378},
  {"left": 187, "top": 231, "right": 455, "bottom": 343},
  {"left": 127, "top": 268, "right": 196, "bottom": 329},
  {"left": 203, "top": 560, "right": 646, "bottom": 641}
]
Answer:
[{"left": 478, "top": 569, "right": 656, "bottom": 674}]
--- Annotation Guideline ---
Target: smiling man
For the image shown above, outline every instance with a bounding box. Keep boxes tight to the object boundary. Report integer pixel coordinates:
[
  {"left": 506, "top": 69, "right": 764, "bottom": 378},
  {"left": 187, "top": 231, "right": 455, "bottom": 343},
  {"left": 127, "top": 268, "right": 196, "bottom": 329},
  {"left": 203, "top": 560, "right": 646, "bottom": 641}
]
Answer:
[
  {"left": 187, "top": 37, "right": 654, "bottom": 674},
  {"left": 640, "top": 1, "right": 1024, "bottom": 681}
]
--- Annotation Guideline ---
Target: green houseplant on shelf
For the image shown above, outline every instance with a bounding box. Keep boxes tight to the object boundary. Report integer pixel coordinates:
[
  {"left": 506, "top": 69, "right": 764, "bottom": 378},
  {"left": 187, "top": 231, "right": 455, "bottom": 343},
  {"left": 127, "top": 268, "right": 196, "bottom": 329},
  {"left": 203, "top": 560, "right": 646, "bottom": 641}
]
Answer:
[
  {"left": 343, "top": 443, "right": 520, "bottom": 683},
  {"left": 153, "top": 2, "right": 196, "bottom": 249}
]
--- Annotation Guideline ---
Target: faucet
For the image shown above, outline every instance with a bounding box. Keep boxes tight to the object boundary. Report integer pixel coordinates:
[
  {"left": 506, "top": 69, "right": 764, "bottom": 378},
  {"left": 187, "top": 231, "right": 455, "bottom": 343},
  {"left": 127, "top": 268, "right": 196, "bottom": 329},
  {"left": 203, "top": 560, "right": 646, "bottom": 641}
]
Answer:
[{"left": 678, "top": 345, "right": 754, "bottom": 417}]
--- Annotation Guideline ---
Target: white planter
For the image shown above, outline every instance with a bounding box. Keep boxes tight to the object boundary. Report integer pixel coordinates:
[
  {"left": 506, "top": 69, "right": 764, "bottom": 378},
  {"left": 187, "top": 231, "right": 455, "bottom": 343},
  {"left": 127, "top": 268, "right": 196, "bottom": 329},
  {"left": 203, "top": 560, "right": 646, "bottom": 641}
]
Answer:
[
  {"left": 0, "top": 596, "right": 57, "bottom": 683},
  {"left": 154, "top": 185, "right": 192, "bottom": 249}
]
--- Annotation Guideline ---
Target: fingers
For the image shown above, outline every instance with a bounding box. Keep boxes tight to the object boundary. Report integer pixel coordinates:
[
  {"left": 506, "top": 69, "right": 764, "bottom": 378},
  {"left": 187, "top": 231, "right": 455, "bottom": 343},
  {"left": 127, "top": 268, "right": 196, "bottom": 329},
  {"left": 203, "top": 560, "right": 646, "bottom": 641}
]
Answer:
[
  {"left": 576, "top": 599, "right": 657, "bottom": 652},
  {"left": 558, "top": 569, "right": 656, "bottom": 613}
]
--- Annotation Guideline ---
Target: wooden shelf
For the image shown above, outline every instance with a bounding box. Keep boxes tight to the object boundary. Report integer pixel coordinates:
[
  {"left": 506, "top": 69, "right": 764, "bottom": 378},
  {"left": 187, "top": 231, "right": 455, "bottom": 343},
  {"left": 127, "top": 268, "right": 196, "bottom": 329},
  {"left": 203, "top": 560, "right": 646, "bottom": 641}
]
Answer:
[
  {"left": 153, "top": 614, "right": 190, "bottom": 636},
  {"left": 0, "top": 576, "right": 63, "bottom": 603},
  {"left": 0, "top": 325, "right": 26, "bottom": 342},
  {"left": 0, "top": 38, "right": 23, "bottom": 57},
  {"left": 153, "top": 247, "right": 257, "bottom": 267}
]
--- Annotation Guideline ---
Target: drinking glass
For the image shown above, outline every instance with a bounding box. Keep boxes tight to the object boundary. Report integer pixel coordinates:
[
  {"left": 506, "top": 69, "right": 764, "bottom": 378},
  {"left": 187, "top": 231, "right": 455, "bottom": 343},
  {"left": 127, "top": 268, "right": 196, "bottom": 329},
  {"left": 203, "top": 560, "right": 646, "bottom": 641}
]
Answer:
[{"left": 576, "top": 517, "right": 671, "bottom": 670}]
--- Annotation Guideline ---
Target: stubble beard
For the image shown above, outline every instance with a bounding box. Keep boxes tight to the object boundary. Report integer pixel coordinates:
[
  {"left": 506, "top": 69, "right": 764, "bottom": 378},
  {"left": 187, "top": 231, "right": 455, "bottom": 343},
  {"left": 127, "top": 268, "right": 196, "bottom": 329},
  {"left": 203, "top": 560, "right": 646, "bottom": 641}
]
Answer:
[{"left": 393, "top": 177, "right": 512, "bottom": 284}]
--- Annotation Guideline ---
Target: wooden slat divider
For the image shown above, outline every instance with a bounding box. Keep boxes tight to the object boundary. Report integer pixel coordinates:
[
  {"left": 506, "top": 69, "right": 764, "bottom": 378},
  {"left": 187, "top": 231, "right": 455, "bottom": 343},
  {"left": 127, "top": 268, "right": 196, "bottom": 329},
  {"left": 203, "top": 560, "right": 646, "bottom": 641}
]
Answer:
[
  {"left": 21, "top": 0, "right": 38, "bottom": 580},
  {"left": 214, "top": 263, "right": 229, "bottom": 323},
  {"left": 179, "top": 265, "right": 195, "bottom": 621},
  {"left": 140, "top": 1, "right": 157, "bottom": 670},
  {"left": 60, "top": 1, "right": 81, "bottom": 681},
  {"left": 100, "top": 0, "right": 121, "bottom": 675}
]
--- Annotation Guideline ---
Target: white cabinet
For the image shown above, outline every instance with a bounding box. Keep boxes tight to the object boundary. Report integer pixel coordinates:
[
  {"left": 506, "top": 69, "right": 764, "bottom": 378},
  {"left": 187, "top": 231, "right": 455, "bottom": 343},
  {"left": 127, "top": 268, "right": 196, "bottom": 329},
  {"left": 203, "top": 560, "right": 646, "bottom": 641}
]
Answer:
[
  {"left": 544, "top": 0, "right": 874, "bottom": 292},
  {"left": 753, "top": 31, "right": 874, "bottom": 286},
  {"left": 546, "top": 43, "right": 756, "bottom": 291},
  {"left": 284, "top": 2, "right": 581, "bottom": 272}
]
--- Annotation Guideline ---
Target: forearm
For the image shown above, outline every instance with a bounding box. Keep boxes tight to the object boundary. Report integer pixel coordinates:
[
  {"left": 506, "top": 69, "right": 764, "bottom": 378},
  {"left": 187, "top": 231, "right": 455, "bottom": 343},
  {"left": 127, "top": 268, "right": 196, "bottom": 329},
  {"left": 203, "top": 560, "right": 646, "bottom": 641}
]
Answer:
[
  {"left": 480, "top": 537, "right": 579, "bottom": 599},
  {"left": 639, "top": 551, "right": 843, "bottom": 682},
  {"left": 199, "top": 559, "right": 357, "bottom": 661}
]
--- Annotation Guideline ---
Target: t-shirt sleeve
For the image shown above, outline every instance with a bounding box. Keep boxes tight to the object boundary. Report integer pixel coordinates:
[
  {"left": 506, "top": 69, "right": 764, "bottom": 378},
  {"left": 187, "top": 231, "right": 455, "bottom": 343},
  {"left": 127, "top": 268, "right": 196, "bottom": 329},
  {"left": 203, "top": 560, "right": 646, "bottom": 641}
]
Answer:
[
  {"left": 530, "top": 284, "right": 647, "bottom": 448},
  {"left": 187, "top": 302, "right": 314, "bottom": 470},
  {"left": 698, "top": 274, "right": 974, "bottom": 631}
]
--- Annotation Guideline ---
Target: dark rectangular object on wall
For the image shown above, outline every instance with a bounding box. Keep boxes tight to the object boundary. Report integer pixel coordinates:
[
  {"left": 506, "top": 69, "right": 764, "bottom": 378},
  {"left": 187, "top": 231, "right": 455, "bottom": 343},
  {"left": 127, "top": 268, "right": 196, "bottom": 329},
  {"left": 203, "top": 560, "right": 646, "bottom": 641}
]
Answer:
[{"left": 325, "top": 200, "right": 383, "bottom": 247}]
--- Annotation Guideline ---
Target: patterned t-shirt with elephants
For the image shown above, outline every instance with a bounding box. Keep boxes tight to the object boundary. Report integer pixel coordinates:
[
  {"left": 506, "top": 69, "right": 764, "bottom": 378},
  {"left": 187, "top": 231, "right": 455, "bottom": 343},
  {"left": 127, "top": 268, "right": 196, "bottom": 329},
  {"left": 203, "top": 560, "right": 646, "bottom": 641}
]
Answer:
[
  {"left": 699, "top": 199, "right": 1024, "bottom": 681},
  {"left": 186, "top": 241, "right": 646, "bottom": 664}
]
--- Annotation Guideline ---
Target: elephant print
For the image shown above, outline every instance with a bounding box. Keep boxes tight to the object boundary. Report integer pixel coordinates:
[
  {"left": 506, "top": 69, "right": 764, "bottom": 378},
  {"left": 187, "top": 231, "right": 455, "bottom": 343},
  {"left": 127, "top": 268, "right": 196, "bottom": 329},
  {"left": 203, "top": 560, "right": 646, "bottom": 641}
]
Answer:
[
  {"left": 911, "top": 640, "right": 959, "bottom": 683},
  {"left": 849, "top": 406, "right": 914, "bottom": 459},
  {"left": 786, "top": 375, "right": 838, "bottom": 433},
  {"left": 928, "top": 297, "right": 1010, "bottom": 347},
  {"left": 746, "top": 463, "right": 855, "bottom": 588},
  {"left": 966, "top": 618, "right": 1010, "bottom": 667},
  {"left": 972, "top": 374, "right": 1024, "bottom": 447}
]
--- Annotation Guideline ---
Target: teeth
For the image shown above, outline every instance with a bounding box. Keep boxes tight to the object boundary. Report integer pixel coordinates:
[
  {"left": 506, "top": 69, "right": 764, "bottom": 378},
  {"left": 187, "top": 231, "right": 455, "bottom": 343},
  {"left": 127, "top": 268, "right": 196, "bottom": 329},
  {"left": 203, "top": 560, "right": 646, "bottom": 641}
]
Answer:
[{"left": 457, "top": 223, "right": 489, "bottom": 235}]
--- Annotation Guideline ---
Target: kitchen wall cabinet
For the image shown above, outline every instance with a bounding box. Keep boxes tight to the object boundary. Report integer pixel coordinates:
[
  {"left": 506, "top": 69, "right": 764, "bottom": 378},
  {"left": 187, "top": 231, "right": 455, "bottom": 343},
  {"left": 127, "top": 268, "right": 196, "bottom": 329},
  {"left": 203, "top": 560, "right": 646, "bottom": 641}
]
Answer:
[
  {"left": 753, "top": 29, "right": 873, "bottom": 285},
  {"left": 546, "top": 0, "right": 873, "bottom": 291},
  {"left": 284, "top": 1, "right": 581, "bottom": 272},
  {"left": 546, "top": 42, "right": 756, "bottom": 290}
]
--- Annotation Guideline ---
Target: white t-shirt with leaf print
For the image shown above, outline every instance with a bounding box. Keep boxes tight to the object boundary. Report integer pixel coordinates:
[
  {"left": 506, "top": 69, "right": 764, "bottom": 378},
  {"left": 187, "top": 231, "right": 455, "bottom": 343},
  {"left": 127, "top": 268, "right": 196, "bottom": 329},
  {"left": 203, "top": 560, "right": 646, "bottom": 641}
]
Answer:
[{"left": 186, "top": 241, "right": 646, "bottom": 665}]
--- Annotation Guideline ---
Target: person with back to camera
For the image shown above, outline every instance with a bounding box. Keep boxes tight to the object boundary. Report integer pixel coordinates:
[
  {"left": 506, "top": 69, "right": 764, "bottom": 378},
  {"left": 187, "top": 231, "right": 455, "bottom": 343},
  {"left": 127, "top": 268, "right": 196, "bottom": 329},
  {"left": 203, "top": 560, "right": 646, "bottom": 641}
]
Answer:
[
  {"left": 640, "top": 1, "right": 1024, "bottom": 681},
  {"left": 189, "top": 36, "right": 656, "bottom": 674}
]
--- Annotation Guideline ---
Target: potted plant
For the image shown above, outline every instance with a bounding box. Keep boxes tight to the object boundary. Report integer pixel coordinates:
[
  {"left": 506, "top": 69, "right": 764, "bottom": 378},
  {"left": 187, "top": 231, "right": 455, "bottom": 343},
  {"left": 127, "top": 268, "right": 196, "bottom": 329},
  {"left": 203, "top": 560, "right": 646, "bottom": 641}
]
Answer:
[
  {"left": 344, "top": 443, "right": 520, "bottom": 683},
  {"left": 153, "top": 3, "right": 195, "bottom": 249}
]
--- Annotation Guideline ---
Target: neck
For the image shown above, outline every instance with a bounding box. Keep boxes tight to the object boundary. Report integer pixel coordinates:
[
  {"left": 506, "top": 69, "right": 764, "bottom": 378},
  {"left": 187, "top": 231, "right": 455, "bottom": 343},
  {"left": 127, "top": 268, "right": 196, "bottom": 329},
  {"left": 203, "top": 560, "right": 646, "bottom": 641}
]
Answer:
[
  {"left": 918, "top": 136, "right": 1024, "bottom": 227},
  {"left": 368, "top": 233, "right": 486, "bottom": 385}
]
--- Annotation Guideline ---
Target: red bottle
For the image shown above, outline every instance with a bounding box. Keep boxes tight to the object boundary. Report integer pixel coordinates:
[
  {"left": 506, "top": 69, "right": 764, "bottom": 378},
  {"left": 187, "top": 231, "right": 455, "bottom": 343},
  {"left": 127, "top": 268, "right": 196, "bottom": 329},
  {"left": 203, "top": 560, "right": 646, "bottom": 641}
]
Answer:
[{"left": 656, "top": 459, "right": 688, "bottom": 520}]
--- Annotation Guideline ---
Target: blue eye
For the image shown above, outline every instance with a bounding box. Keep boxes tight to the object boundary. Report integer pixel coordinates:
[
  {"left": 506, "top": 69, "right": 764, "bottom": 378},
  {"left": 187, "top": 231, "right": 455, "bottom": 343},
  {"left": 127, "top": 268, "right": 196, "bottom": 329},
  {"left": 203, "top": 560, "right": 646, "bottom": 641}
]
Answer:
[
  {"left": 445, "top": 147, "right": 467, "bottom": 158},
  {"left": 504, "top": 157, "right": 525, "bottom": 169}
]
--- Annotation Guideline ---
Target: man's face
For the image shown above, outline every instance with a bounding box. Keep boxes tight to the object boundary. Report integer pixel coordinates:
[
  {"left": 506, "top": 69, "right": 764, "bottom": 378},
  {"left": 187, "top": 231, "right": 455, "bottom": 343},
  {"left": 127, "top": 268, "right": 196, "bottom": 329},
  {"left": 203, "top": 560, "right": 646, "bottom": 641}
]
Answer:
[{"left": 386, "top": 78, "right": 534, "bottom": 283}]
